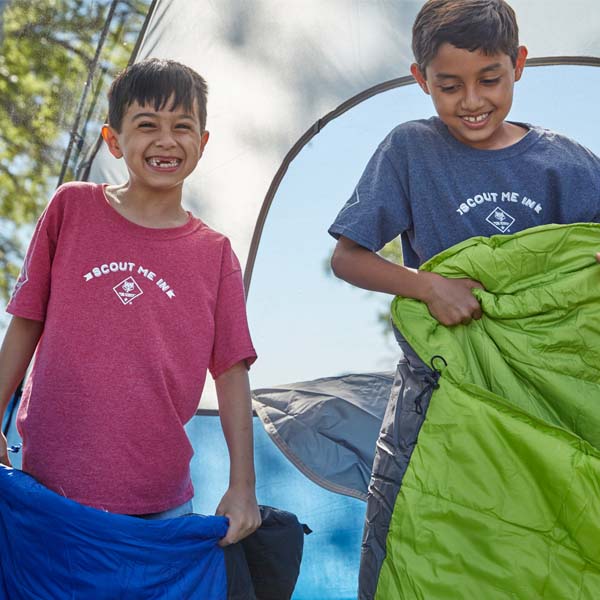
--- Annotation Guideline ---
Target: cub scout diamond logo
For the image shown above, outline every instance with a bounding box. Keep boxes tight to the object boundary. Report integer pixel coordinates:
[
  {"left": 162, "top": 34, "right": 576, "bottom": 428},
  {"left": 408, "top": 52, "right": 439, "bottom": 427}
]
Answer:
[
  {"left": 113, "top": 276, "right": 143, "bottom": 305},
  {"left": 486, "top": 207, "right": 515, "bottom": 233}
]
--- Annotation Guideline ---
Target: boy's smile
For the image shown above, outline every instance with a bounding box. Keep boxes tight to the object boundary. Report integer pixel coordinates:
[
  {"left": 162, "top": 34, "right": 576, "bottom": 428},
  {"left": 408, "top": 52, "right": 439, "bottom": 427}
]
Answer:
[
  {"left": 102, "top": 99, "right": 209, "bottom": 195},
  {"left": 411, "top": 43, "right": 528, "bottom": 150}
]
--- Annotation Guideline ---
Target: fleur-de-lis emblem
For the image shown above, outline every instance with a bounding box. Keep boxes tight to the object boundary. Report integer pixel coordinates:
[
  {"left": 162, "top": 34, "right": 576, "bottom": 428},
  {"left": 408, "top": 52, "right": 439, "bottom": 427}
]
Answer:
[{"left": 113, "top": 276, "right": 143, "bottom": 305}]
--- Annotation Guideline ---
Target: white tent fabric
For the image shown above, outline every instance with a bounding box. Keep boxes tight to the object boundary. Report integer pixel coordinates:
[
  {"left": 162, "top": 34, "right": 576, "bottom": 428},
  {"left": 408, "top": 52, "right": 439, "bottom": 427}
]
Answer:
[{"left": 87, "top": 0, "right": 600, "bottom": 407}]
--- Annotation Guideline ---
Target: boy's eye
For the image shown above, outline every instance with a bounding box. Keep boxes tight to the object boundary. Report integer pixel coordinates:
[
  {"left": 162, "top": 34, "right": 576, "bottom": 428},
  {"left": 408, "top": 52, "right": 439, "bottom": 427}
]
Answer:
[
  {"left": 138, "top": 121, "right": 155, "bottom": 128},
  {"left": 481, "top": 77, "right": 501, "bottom": 86},
  {"left": 175, "top": 123, "right": 192, "bottom": 130},
  {"left": 440, "top": 85, "right": 458, "bottom": 93}
]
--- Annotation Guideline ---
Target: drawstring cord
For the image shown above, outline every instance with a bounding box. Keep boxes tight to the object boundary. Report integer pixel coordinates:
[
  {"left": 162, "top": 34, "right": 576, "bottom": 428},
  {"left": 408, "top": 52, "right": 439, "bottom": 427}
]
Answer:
[{"left": 414, "top": 355, "right": 447, "bottom": 415}]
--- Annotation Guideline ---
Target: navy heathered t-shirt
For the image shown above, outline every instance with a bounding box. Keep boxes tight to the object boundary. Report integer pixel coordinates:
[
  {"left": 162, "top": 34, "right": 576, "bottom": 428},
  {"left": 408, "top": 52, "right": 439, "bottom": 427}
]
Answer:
[{"left": 329, "top": 117, "right": 600, "bottom": 267}]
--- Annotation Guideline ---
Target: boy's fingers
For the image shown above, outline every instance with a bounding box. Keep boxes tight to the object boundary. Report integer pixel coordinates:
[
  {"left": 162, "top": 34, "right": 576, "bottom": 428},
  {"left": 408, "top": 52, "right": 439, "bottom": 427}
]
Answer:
[
  {"left": 468, "top": 279, "right": 484, "bottom": 290},
  {"left": 0, "top": 437, "right": 12, "bottom": 467},
  {"left": 218, "top": 522, "right": 242, "bottom": 547},
  {"left": 218, "top": 515, "right": 261, "bottom": 547}
]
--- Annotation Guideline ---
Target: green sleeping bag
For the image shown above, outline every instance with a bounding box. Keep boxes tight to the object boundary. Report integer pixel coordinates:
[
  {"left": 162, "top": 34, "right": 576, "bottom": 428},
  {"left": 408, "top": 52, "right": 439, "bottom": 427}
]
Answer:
[{"left": 370, "top": 223, "right": 600, "bottom": 599}]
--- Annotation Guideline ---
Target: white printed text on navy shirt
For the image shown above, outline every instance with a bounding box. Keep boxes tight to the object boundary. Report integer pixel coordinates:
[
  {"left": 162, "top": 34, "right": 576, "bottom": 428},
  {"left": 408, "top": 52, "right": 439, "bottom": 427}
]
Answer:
[{"left": 455, "top": 191, "right": 543, "bottom": 216}]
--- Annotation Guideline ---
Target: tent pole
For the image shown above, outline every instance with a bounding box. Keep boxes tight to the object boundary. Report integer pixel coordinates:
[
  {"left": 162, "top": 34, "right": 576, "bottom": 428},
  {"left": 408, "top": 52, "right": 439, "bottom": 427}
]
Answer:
[
  {"left": 57, "top": 0, "right": 121, "bottom": 187},
  {"left": 79, "top": 0, "right": 161, "bottom": 183}
]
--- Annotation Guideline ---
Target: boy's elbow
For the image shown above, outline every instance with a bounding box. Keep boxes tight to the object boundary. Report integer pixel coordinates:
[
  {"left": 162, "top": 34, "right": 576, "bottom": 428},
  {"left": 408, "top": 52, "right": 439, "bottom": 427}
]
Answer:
[
  {"left": 330, "top": 244, "right": 347, "bottom": 280},
  {"left": 331, "top": 238, "right": 360, "bottom": 282}
]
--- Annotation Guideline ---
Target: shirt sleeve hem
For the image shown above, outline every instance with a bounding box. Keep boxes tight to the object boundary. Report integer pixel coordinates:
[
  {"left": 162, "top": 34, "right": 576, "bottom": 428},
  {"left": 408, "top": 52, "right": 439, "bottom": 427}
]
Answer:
[
  {"left": 327, "top": 225, "right": 380, "bottom": 252},
  {"left": 6, "top": 305, "right": 46, "bottom": 322},
  {"left": 210, "top": 349, "right": 258, "bottom": 380}
]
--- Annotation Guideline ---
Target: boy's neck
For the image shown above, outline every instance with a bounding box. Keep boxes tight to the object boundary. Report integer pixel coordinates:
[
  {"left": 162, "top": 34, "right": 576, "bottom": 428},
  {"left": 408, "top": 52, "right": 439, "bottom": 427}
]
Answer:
[
  {"left": 445, "top": 118, "right": 529, "bottom": 151},
  {"left": 104, "top": 182, "right": 189, "bottom": 229}
]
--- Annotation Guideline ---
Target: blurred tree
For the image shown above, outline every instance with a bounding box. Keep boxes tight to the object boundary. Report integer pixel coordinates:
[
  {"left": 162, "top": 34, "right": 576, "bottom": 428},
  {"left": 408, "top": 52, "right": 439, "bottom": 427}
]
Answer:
[
  {"left": 0, "top": 1, "right": 7, "bottom": 45},
  {"left": 0, "top": 0, "right": 150, "bottom": 302}
]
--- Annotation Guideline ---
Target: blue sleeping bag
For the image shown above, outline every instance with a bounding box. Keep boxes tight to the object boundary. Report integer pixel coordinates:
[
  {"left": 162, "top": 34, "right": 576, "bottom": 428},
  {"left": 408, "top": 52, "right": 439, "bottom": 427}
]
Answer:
[{"left": 0, "top": 466, "right": 228, "bottom": 599}]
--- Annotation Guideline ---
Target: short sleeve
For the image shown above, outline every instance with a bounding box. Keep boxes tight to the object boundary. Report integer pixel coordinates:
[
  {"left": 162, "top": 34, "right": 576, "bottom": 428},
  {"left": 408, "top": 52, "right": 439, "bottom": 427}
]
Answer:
[
  {"left": 209, "top": 241, "right": 257, "bottom": 379},
  {"left": 328, "top": 132, "right": 412, "bottom": 252},
  {"left": 6, "top": 191, "right": 63, "bottom": 322}
]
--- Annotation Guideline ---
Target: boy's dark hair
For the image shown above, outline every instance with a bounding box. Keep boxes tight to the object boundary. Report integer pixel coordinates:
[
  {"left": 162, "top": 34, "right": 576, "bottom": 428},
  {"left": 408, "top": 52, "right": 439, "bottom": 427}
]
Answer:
[
  {"left": 412, "top": 0, "right": 519, "bottom": 72},
  {"left": 108, "top": 58, "right": 208, "bottom": 131}
]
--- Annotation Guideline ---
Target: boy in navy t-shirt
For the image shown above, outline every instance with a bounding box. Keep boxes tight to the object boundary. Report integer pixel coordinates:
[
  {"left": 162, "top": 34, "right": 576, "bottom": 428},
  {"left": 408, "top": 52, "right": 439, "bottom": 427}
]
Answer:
[{"left": 329, "top": 0, "right": 600, "bottom": 326}]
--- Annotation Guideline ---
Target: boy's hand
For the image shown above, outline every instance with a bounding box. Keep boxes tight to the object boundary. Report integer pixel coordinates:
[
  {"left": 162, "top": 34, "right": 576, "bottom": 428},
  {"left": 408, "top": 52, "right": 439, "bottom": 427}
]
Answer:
[
  {"left": 0, "top": 432, "right": 11, "bottom": 467},
  {"left": 419, "top": 271, "right": 484, "bottom": 326},
  {"left": 216, "top": 484, "right": 261, "bottom": 546}
]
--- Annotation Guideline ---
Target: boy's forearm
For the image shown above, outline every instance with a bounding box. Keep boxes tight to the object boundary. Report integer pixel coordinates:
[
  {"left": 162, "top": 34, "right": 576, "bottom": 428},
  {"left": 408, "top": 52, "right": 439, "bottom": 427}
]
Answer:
[
  {"left": 214, "top": 361, "right": 261, "bottom": 545},
  {"left": 330, "top": 236, "right": 433, "bottom": 301},
  {"left": 215, "top": 361, "right": 256, "bottom": 488},
  {"left": 0, "top": 316, "right": 44, "bottom": 419},
  {"left": 331, "top": 236, "right": 483, "bottom": 325}
]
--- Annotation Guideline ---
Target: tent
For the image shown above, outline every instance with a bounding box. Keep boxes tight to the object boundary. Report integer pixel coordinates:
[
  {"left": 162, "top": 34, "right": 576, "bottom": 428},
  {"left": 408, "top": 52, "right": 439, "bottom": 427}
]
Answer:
[{"left": 2, "top": 1, "right": 600, "bottom": 598}]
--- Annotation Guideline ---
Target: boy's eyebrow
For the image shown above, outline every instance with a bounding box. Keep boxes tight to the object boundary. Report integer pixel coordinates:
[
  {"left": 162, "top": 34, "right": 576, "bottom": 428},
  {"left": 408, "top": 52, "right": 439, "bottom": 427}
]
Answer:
[
  {"left": 434, "top": 63, "right": 504, "bottom": 80},
  {"left": 434, "top": 73, "right": 460, "bottom": 80},
  {"left": 478, "top": 62, "right": 503, "bottom": 74},
  {"left": 131, "top": 112, "right": 160, "bottom": 121},
  {"left": 131, "top": 112, "right": 197, "bottom": 121}
]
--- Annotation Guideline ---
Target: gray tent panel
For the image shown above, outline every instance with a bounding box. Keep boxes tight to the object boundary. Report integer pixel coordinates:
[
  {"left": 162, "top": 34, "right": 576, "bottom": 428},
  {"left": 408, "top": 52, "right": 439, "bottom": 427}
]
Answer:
[{"left": 253, "top": 372, "right": 394, "bottom": 501}]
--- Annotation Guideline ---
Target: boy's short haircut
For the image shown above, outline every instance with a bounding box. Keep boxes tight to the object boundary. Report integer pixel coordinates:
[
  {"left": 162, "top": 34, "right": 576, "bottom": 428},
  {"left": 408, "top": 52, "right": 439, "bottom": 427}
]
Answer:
[
  {"left": 108, "top": 58, "right": 208, "bottom": 132},
  {"left": 412, "top": 0, "right": 520, "bottom": 72}
]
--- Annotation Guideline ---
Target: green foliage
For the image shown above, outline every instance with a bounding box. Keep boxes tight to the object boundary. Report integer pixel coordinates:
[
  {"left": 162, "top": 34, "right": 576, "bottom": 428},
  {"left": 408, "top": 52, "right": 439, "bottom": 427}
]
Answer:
[
  {"left": 376, "top": 237, "right": 403, "bottom": 336},
  {"left": 379, "top": 236, "right": 403, "bottom": 265},
  {"left": 0, "top": 0, "right": 149, "bottom": 303}
]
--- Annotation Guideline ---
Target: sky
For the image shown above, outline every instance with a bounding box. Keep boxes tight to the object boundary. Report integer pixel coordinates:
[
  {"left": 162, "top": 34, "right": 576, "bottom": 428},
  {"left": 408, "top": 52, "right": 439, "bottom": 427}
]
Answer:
[{"left": 246, "top": 64, "right": 600, "bottom": 390}]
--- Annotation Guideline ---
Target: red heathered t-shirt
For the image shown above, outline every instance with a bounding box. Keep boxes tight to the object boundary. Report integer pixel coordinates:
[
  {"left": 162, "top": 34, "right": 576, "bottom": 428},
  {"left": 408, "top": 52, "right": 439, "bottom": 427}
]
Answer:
[{"left": 7, "top": 182, "right": 257, "bottom": 514}]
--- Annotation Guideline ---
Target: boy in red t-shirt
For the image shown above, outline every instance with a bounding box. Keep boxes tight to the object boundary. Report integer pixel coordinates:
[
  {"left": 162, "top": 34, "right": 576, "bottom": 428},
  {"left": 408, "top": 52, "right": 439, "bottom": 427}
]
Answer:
[{"left": 0, "top": 58, "right": 261, "bottom": 545}]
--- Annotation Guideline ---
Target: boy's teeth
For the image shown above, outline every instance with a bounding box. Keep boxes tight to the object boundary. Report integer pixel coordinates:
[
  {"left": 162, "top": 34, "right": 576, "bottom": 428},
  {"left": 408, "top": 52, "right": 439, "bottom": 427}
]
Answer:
[
  {"left": 463, "top": 113, "right": 489, "bottom": 123},
  {"left": 147, "top": 158, "right": 180, "bottom": 168}
]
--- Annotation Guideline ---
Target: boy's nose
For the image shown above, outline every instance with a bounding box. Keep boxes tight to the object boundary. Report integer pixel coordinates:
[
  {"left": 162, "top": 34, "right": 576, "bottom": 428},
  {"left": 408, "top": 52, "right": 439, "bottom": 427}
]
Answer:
[
  {"left": 460, "top": 86, "right": 485, "bottom": 112},
  {"left": 155, "top": 130, "right": 177, "bottom": 148}
]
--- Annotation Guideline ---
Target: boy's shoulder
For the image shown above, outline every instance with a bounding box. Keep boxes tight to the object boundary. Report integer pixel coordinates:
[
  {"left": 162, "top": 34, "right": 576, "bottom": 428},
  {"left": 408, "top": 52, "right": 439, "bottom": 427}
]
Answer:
[
  {"left": 370, "top": 117, "right": 444, "bottom": 163},
  {"left": 384, "top": 117, "right": 442, "bottom": 144},
  {"left": 54, "top": 180, "right": 101, "bottom": 195},
  {"left": 39, "top": 181, "right": 103, "bottom": 222},
  {"left": 524, "top": 123, "right": 600, "bottom": 168},
  {"left": 49, "top": 180, "right": 102, "bottom": 207}
]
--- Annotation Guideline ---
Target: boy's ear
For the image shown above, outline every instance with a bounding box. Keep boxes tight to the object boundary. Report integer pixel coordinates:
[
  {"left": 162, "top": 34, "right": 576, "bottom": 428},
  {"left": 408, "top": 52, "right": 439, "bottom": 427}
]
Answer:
[
  {"left": 514, "top": 46, "right": 528, "bottom": 82},
  {"left": 410, "top": 63, "right": 430, "bottom": 95},
  {"left": 101, "top": 125, "right": 123, "bottom": 159},
  {"left": 198, "top": 130, "right": 210, "bottom": 157}
]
